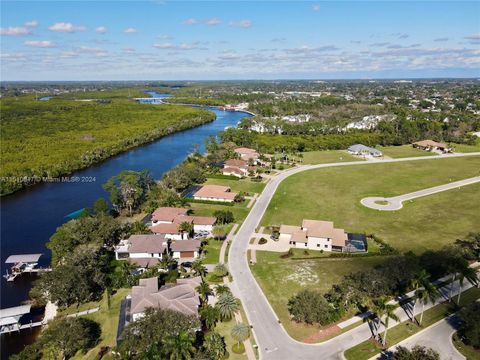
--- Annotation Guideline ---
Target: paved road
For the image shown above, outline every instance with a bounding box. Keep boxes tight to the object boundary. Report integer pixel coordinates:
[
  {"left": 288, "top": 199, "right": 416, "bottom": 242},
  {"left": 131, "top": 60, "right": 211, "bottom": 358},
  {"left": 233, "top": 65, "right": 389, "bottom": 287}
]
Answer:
[
  {"left": 374, "top": 316, "right": 465, "bottom": 360},
  {"left": 227, "top": 152, "right": 480, "bottom": 360},
  {"left": 361, "top": 176, "right": 480, "bottom": 211}
]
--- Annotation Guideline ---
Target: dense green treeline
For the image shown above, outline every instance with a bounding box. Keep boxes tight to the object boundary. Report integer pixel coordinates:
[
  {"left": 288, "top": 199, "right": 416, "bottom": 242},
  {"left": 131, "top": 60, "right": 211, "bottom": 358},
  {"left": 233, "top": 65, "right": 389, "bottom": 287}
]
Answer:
[
  {"left": 0, "top": 97, "right": 215, "bottom": 195},
  {"left": 164, "top": 96, "right": 226, "bottom": 106}
]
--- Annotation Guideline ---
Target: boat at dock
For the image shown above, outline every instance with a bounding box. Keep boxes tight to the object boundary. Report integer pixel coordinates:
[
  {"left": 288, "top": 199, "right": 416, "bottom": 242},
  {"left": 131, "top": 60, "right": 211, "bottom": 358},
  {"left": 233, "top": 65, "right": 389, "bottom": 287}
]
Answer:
[{"left": 3, "top": 254, "right": 51, "bottom": 282}]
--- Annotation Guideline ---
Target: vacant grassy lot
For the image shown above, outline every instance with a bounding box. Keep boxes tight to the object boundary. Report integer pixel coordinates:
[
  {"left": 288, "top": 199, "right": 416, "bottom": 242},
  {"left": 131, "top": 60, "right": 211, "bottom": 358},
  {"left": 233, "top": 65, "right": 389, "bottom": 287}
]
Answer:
[
  {"left": 261, "top": 156, "right": 480, "bottom": 253},
  {"left": 251, "top": 252, "right": 386, "bottom": 341},
  {"left": 189, "top": 202, "right": 249, "bottom": 224},
  {"left": 301, "top": 150, "right": 362, "bottom": 164},
  {"left": 378, "top": 145, "right": 435, "bottom": 158},
  {"left": 71, "top": 288, "right": 130, "bottom": 360},
  {"left": 205, "top": 178, "right": 266, "bottom": 194}
]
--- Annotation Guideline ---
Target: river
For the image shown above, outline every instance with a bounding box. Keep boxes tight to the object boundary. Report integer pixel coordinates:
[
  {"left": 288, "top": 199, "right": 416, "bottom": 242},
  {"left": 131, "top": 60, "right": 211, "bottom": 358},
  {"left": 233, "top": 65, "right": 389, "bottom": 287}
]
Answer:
[{"left": 0, "top": 92, "right": 251, "bottom": 357}]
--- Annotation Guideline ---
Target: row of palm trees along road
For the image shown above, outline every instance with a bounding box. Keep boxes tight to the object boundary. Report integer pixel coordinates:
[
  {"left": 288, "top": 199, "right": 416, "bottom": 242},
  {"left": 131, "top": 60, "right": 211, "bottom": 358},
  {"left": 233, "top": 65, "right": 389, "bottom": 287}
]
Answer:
[{"left": 227, "top": 152, "right": 480, "bottom": 359}]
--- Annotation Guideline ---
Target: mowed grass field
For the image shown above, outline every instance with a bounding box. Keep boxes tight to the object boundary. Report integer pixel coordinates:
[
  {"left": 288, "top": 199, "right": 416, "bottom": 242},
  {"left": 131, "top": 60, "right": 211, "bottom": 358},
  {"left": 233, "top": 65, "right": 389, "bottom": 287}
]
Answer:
[
  {"left": 301, "top": 150, "right": 363, "bottom": 164},
  {"left": 260, "top": 156, "right": 480, "bottom": 253},
  {"left": 378, "top": 144, "right": 435, "bottom": 158},
  {"left": 251, "top": 252, "right": 385, "bottom": 341}
]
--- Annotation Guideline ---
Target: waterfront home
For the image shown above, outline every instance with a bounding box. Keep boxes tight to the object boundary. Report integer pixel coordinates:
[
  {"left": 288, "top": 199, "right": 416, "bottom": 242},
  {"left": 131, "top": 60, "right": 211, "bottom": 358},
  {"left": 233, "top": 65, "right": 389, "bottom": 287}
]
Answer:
[
  {"left": 279, "top": 219, "right": 366, "bottom": 253},
  {"left": 193, "top": 185, "right": 237, "bottom": 203},
  {"left": 412, "top": 140, "right": 452, "bottom": 153},
  {"left": 151, "top": 207, "right": 216, "bottom": 233},
  {"left": 234, "top": 147, "right": 260, "bottom": 162},
  {"left": 129, "top": 276, "right": 202, "bottom": 321},
  {"left": 114, "top": 235, "right": 168, "bottom": 267},
  {"left": 150, "top": 222, "right": 189, "bottom": 241},
  {"left": 222, "top": 159, "right": 250, "bottom": 178},
  {"left": 170, "top": 239, "right": 202, "bottom": 261},
  {"left": 347, "top": 144, "right": 383, "bottom": 157}
]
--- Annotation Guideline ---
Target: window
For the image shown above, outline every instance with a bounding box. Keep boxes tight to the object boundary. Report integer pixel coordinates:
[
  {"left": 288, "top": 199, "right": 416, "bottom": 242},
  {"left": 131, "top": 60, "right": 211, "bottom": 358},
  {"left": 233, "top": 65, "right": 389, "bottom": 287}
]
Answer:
[
  {"left": 305, "top": 243, "right": 307, "bottom": 247},
  {"left": 317, "top": 244, "right": 320, "bottom": 247},
  {"left": 324, "top": 245, "right": 328, "bottom": 248}
]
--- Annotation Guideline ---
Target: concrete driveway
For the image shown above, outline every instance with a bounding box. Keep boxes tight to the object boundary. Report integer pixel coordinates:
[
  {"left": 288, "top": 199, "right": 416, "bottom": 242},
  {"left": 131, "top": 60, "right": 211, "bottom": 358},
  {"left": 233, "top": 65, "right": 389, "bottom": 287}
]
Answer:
[
  {"left": 373, "top": 316, "right": 465, "bottom": 360},
  {"left": 227, "top": 152, "right": 480, "bottom": 360}
]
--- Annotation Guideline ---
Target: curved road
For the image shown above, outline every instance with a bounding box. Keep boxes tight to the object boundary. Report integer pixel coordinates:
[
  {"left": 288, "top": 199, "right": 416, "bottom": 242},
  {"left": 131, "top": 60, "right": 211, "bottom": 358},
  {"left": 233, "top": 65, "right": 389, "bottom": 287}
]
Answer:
[
  {"left": 228, "top": 152, "right": 480, "bottom": 360},
  {"left": 361, "top": 175, "right": 480, "bottom": 211}
]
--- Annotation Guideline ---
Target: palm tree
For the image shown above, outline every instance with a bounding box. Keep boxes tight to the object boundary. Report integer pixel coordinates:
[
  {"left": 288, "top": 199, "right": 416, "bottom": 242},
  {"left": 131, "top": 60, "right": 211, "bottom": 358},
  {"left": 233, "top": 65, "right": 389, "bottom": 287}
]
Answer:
[
  {"left": 373, "top": 297, "right": 400, "bottom": 347},
  {"left": 196, "top": 281, "right": 212, "bottom": 304},
  {"left": 410, "top": 270, "right": 430, "bottom": 322},
  {"left": 199, "top": 304, "right": 220, "bottom": 330},
  {"left": 416, "top": 283, "right": 439, "bottom": 325},
  {"left": 178, "top": 221, "right": 194, "bottom": 238},
  {"left": 204, "top": 332, "right": 227, "bottom": 359},
  {"left": 162, "top": 330, "right": 196, "bottom": 360},
  {"left": 192, "top": 260, "right": 206, "bottom": 278},
  {"left": 231, "top": 323, "right": 250, "bottom": 348},
  {"left": 215, "top": 285, "right": 231, "bottom": 296},
  {"left": 456, "top": 266, "right": 478, "bottom": 305},
  {"left": 216, "top": 292, "right": 239, "bottom": 321},
  {"left": 159, "top": 254, "right": 176, "bottom": 270},
  {"left": 130, "top": 221, "right": 150, "bottom": 235}
]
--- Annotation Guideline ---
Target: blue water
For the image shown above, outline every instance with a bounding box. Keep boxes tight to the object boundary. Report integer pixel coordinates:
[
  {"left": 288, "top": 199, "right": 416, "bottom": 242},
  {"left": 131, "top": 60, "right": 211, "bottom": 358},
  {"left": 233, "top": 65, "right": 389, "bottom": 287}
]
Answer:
[{"left": 0, "top": 92, "right": 250, "bottom": 309}]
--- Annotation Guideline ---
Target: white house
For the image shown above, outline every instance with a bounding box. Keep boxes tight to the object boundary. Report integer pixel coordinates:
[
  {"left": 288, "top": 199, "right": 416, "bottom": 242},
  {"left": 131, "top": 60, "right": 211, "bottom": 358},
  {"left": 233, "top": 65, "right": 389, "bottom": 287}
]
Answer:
[
  {"left": 170, "top": 240, "right": 201, "bottom": 260},
  {"left": 151, "top": 207, "right": 216, "bottom": 234},
  {"left": 347, "top": 144, "right": 383, "bottom": 157},
  {"left": 222, "top": 159, "right": 249, "bottom": 178},
  {"left": 114, "top": 234, "right": 168, "bottom": 267}
]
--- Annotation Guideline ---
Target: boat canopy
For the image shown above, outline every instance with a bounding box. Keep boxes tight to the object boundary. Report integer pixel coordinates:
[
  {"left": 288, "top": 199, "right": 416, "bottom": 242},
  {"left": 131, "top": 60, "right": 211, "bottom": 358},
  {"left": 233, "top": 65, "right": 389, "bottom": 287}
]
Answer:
[
  {"left": 0, "top": 305, "right": 31, "bottom": 326},
  {"left": 5, "top": 254, "right": 42, "bottom": 264}
]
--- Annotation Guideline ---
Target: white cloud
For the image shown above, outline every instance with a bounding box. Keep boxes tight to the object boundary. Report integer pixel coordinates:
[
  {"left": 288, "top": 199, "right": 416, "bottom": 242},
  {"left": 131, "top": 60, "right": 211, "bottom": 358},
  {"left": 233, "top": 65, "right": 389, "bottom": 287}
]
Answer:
[
  {"left": 229, "top": 20, "right": 252, "bottom": 28},
  {"left": 95, "top": 26, "right": 107, "bottom": 34},
  {"left": 24, "top": 20, "right": 38, "bottom": 28},
  {"left": 153, "top": 43, "right": 175, "bottom": 49},
  {"left": 153, "top": 42, "right": 206, "bottom": 50},
  {"left": 434, "top": 37, "right": 449, "bottom": 42},
  {"left": 123, "top": 47, "right": 136, "bottom": 53},
  {"left": 464, "top": 33, "right": 480, "bottom": 42},
  {"left": 312, "top": 4, "right": 320, "bottom": 12},
  {"left": 183, "top": 18, "right": 198, "bottom": 25},
  {"left": 1, "top": 26, "right": 31, "bottom": 36},
  {"left": 124, "top": 27, "right": 137, "bottom": 33},
  {"left": 48, "top": 22, "right": 86, "bottom": 33},
  {"left": 205, "top": 18, "right": 222, "bottom": 26},
  {"left": 24, "top": 40, "right": 56, "bottom": 48}
]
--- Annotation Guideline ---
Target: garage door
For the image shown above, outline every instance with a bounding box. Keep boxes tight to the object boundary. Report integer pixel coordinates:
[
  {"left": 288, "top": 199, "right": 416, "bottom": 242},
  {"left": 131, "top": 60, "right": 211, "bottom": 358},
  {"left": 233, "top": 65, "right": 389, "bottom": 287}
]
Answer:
[{"left": 181, "top": 251, "right": 195, "bottom": 258}]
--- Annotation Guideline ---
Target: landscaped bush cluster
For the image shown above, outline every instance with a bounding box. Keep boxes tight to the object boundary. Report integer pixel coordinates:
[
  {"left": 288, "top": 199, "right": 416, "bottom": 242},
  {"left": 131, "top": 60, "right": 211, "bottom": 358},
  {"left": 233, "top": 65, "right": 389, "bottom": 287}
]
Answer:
[{"left": 288, "top": 236, "right": 479, "bottom": 327}]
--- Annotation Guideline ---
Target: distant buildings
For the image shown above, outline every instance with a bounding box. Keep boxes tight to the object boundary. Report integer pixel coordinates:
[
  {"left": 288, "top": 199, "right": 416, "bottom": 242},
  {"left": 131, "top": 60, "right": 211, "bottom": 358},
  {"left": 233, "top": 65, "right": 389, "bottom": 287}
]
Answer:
[
  {"left": 412, "top": 140, "right": 452, "bottom": 153},
  {"left": 347, "top": 144, "right": 383, "bottom": 157},
  {"left": 234, "top": 147, "right": 260, "bottom": 162},
  {"left": 344, "top": 114, "right": 396, "bottom": 131}
]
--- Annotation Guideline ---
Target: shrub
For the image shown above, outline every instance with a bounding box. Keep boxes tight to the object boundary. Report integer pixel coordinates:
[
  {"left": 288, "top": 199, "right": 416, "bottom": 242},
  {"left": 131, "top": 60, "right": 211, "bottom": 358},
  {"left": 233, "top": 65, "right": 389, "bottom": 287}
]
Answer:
[
  {"left": 214, "top": 210, "right": 235, "bottom": 224},
  {"left": 288, "top": 290, "right": 341, "bottom": 325},
  {"left": 259, "top": 237, "right": 268, "bottom": 245},
  {"left": 458, "top": 302, "right": 480, "bottom": 348}
]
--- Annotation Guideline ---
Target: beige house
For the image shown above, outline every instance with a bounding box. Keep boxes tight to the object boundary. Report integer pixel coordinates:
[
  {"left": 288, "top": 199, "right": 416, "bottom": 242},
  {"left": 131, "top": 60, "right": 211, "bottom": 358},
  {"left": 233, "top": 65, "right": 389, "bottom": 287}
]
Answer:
[
  {"left": 412, "top": 140, "right": 452, "bottom": 153},
  {"left": 279, "top": 219, "right": 348, "bottom": 252},
  {"left": 193, "top": 185, "right": 237, "bottom": 203},
  {"left": 129, "top": 276, "right": 202, "bottom": 321},
  {"left": 222, "top": 159, "right": 250, "bottom": 178},
  {"left": 234, "top": 147, "right": 259, "bottom": 162},
  {"left": 170, "top": 239, "right": 201, "bottom": 260}
]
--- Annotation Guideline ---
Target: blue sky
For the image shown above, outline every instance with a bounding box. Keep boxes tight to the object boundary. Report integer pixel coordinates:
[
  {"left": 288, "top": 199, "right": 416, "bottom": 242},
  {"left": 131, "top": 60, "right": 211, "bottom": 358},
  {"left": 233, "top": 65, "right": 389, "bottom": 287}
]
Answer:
[{"left": 1, "top": 1, "right": 479, "bottom": 80}]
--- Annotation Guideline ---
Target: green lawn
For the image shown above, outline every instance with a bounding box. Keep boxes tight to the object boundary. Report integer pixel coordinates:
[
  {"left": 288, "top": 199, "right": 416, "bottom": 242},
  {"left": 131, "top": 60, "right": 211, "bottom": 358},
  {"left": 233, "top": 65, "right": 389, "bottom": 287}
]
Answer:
[
  {"left": 451, "top": 138, "right": 480, "bottom": 153},
  {"left": 205, "top": 178, "right": 266, "bottom": 194},
  {"left": 189, "top": 203, "right": 250, "bottom": 225},
  {"left": 203, "top": 239, "right": 224, "bottom": 264},
  {"left": 71, "top": 288, "right": 131, "bottom": 360},
  {"left": 378, "top": 145, "right": 435, "bottom": 158},
  {"left": 344, "top": 287, "right": 480, "bottom": 360},
  {"left": 250, "top": 252, "right": 386, "bottom": 341},
  {"left": 301, "top": 150, "right": 362, "bottom": 164},
  {"left": 214, "top": 319, "right": 248, "bottom": 359},
  {"left": 260, "top": 156, "right": 480, "bottom": 253},
  {"left": 452, "top": 332, "right": 480, "bottom": 360}
]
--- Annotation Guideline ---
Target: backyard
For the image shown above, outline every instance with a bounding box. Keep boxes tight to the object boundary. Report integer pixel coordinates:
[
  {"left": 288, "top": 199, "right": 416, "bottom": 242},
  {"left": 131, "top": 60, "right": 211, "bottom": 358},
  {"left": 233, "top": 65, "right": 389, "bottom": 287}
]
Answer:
[
  {"left": 250, "top": 252, "right": 386, "bottom": 341},
  {"left": 377, "top": 145, "right": 435, "bottom": 158},
  {"left": 301, "top": 150, "right": 362, "bottom": 164},
  {"left": 205, "top": 177, "right": 266, "bottom": 194},
  {"left": 260, "top": 156, "right": 480, "bottom": 253}
]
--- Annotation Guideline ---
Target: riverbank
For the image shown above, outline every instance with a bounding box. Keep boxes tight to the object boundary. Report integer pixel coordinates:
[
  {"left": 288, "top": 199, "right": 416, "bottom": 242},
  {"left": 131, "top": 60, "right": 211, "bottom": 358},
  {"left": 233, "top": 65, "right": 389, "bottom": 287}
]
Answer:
[{"left": 0, "top": 97, "right": 216, "bottom": 196}]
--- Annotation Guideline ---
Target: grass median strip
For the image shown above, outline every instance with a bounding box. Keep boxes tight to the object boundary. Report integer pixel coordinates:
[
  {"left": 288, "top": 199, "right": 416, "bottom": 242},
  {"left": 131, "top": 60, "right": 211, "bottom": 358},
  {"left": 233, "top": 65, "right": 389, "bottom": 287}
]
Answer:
[{"left": 344, "top": 287, "right": 480, "bottom": 360}]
